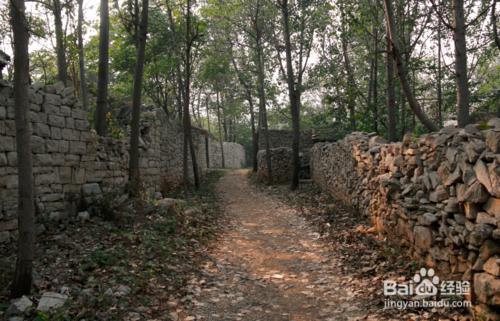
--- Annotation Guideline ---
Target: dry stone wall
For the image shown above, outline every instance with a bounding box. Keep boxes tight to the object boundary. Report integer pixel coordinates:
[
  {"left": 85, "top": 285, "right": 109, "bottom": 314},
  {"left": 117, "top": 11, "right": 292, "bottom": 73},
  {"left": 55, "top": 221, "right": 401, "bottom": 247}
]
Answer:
[
  {"left": 222, "top": 142, "right": 246, "bottom": 169},
  {"left": 0, "top": 81, "right": 245, "bottom": 243},
  {"left": 311, "top": 120, "right": 500, "bottom": 317},
  {"left": 256, "top": 147, "right": 293, "bottom": 184},
  {"left": 258, "top": 129, "right": 313, "bottom": 151}
]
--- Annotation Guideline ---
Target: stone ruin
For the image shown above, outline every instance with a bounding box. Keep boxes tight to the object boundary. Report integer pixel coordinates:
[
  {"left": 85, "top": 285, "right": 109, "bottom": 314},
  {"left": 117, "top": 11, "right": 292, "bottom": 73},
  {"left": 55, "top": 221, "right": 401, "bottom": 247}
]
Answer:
[
  {"left": 256, "top": 129, "right": 313, "bottom": 184},
  {"left": 0, "top": 80, "right": 246, "bottom": 243},
  {"left": 311, "top": 119, "right": 500, "bottom": 318}
]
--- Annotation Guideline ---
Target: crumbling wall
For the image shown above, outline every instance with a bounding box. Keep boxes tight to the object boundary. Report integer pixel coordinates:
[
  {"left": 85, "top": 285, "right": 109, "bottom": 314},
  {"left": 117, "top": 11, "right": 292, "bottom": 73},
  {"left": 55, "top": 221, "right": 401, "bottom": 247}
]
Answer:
[{"left": 310, "top": 120, "right": 500, "bottom": 317}]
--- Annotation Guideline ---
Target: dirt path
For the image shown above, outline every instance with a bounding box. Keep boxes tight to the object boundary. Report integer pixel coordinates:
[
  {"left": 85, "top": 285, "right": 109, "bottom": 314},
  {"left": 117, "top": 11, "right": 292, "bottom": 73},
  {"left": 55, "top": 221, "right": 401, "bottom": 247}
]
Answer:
[{"left": 181, "top": 170, "right": 370, "bottom": 321}]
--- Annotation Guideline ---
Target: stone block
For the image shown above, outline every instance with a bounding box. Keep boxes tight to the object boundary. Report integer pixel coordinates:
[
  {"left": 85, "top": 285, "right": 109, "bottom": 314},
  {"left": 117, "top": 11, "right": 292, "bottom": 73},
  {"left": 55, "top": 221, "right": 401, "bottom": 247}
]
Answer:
[
  {"left": 6, "top": 151, "right": 16, "bottom": 166},
  {"left": 82, "top": 183, "right": 101, "bottom": 196},
  {"left": 61, "top": 128, "right": 79, "bottom": 141},
  {"left": 485, "top": 130, "right": 500, "bottom": 153},
  {"left": 69, "top": 141, "right": 86, "bottom": 154},
  {"left": 458, "top": 181, "right": 489, "bottom": 203},
  {"left": 32, "top": 122, "right": 51, "bottom": 138},
  {"left": 480, "top": 239, "right": 500, "bottom": 260},
  {"left": 75, "top": 119, "right": 89, "bottom": 130},
  {"left": 44, "top": 93, "right": 61, "bottom": 105},
  {"left": 31, "top": 135, "right": 45, "bottom": 153},
  {"left": 429, "top": 185, "right": 449, "bottom": 202},
  {"left": 33, "top": 153, "right": 52, "bottom": 166},
  {"left": 414, "top": 225, "right": 432, "bottom": 252},
  {"left": 36, "top": 172, "right": 58, "bottom": 185},
  {"left": 48, "top": 115, "right": 65, "bottom": 128},
  {"left": 0, "top": 152, "right": 6, "bottom": 166},
  {"left": 60, "top": 105, "right": 71, "bottom": 116},
  {"left": 72, "top": 109, "right": 87, "bottom": 120},
  {"left": 59, "top": 140, "right": 69, "bottom": 153},
  {"left": 474, "top": 272, "right": 500, "bottom": 304},
  {"left": 65, "top": 117, "right": 74, "bottom": 129},
  {"left": 477, "top": 212, "right": 497, "bottom": 226},
  {"left": 484, "top": 255, "right": 500, "bottom": 276},
  {"left": 0, "top": 136, "right": 14, "bottom": 151},
  {"left": 484, "top": 198, "right": 500, "bottom": 218},
  {"left": 46, "top": 140, "right": 59, "bottom": 153},
  {"left": 51, "top": 127, "right": 61, "bottom": 139},
  {"left": 0, "top": 219, "right": 18, "bottom": 231}
]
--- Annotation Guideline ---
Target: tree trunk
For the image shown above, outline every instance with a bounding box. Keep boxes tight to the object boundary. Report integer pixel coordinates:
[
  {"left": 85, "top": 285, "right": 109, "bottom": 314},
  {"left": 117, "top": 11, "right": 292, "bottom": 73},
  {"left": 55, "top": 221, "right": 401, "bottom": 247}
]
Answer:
[
  {"left": 255, "top": 26, "right": 272, "bottom": 182},
  {"left": 248, "top": 96, "right": 258, "bottom": 172},
  {"left": 386, "top": 22, "right": 397, "bottom": 142},
  {"left": 452, "top": 0, "right": 470, "bottom": 127},
  {"left": 128, "top": 0, "right": 149, "bottom": 197},
  {"left": 437, "top": 17, "right": 443, "bottom": 126},
  {"left": 340, "top": 1, "right": 356, "bottom": 130},
  {"left": 10, "top": 0, "right": 35, "bottom": 298},
  {"left": 206, "top": 95, "right": 211, "bottom": 134},
  {"left": 77, "top": 0, "right": 89, "bottom": 110},
  {"left": 182, "top": 0, "right": 199, "bottom": 190},
  {"left": 95, "top": 0, "right": 109, "bottom": 136},
  {"left": 280, "top": 0, "right": 300, "bottom": 190},
  {"left": 52, "top": 0, "right": 68, "bottom": 85},
  {"left": 257, "top": 40, "right": 273, "bottom": 184},
  {"left": 216, "top": 91, "right": 225, "bottom": 168},
  {"left": 372, "top": 26, "right": 379, "bottom": 133},
  {"left": 383, "top": 0, "right": 439, "bottom": 132},
  {"left": 493, "top": 0, "right": 500, "bottom": 50},
  {"left": 230, "top": 56, "right": 258, "bottom": 171}
]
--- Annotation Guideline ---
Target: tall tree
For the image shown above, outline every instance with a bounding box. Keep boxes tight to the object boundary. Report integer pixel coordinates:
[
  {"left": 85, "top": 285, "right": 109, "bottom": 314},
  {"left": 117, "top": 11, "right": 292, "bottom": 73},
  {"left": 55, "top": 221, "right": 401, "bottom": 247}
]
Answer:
[
  {"left": 277, "top": 0, "right": 320, "bottom": 189},
  {"left": 182, "top": 0, "right": 200, "bottom": 190},
  {"left": 383, "top": 0, "right": 439, "bottom": 132},
  {"left": 216, "top": 91, "right": 225, "bottom": 168},
  {"left": 252, "top": 2, "right": 272, "bottom": 181},
  {"left": 386, "top": 21, "right": 397, "bottom": 141},
  {"left": 77, "top": 0, "right": 89, "bottom": 110},
  {"left": 450, "top": 0, "right": 470, "bottom": 126},
  {"left": 94, "top": 0, "right": 110, "bottom": 136},
  {"left": 52, "top": 0, "right": 68, "bottom": 84},
  {"left": 436, "top": 16, "right": 443, "bottom": 126},
  {"left": 10, "top": 0, "right": 35, "bottom": 298},
  {"left": 231, "top": 54, "right": 258, "bottom": 172},
  {"left": 493, "top": 0, "right": 500, "bottom": 50},
  {"left": 279, "top": 0, "right": 299, "bottom": 189},
  {"left": 339, "top": 0, "right": 357, "bottom": 130},
  {"left": 128, "top": 0, "right": 149, "bottom": 196}
]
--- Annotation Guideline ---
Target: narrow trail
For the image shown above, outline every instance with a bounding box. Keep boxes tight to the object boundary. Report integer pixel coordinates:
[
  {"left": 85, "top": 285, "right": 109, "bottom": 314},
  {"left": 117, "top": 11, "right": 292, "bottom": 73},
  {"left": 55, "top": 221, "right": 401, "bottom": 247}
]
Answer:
[{"left": 183, "top": 170, "right": 370, "bottom": 321}]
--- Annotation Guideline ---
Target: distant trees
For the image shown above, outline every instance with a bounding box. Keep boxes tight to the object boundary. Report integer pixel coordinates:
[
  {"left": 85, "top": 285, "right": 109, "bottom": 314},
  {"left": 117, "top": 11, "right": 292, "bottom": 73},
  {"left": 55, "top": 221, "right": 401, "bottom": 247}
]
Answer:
[{"left": 10, "top": 0, "right": 35, "bottom": 297}]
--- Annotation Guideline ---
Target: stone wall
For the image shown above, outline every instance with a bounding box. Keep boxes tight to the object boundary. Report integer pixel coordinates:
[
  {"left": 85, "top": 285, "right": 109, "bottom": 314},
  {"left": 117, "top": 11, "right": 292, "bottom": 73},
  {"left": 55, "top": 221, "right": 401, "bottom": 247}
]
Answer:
[
  {"left": 0, "top": 81, "right": 245, "bottom": 243},
  {"left": 257, "top": 147, "right": 293, "bottom": 184},
  {"left": 258, "top": 129, "right": 313, "bottom": 151},
  {"left": 310, "top": 120, "right": 500, "bottom": 317},
  {"left": 222, "top": 142, "right": 246, "bottom": 169}
]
